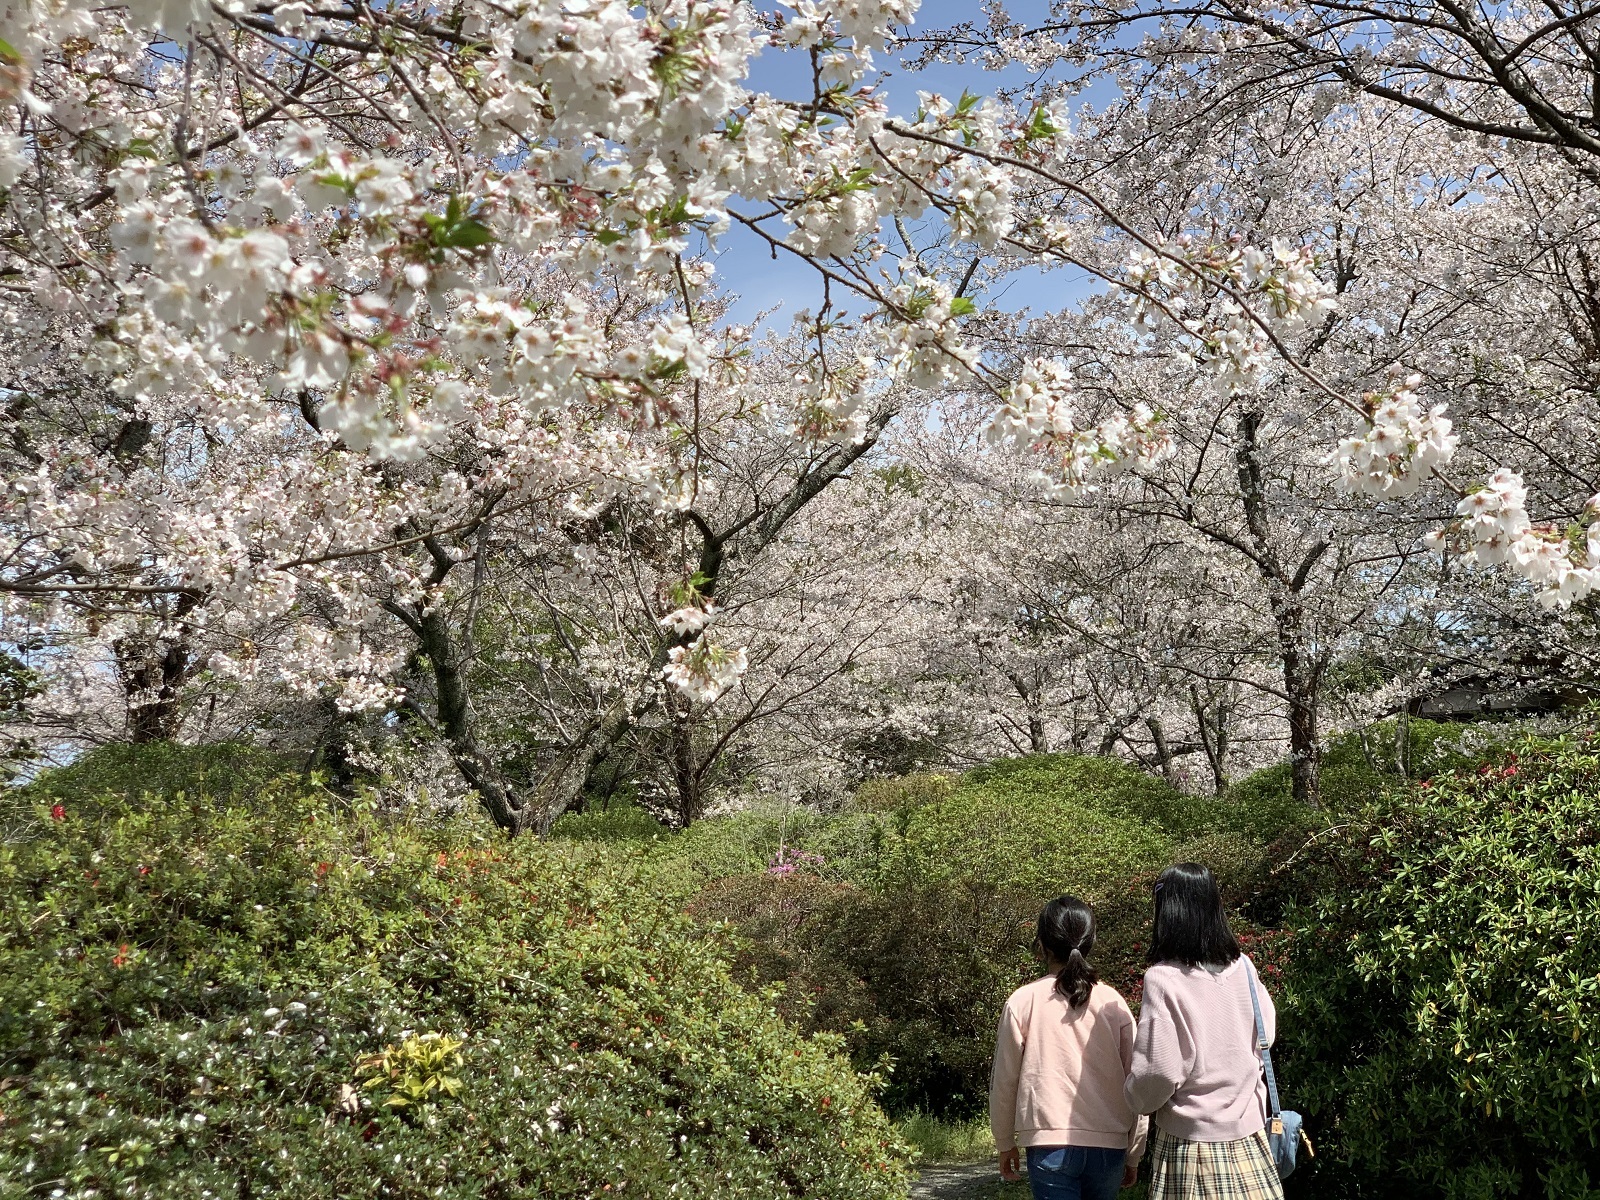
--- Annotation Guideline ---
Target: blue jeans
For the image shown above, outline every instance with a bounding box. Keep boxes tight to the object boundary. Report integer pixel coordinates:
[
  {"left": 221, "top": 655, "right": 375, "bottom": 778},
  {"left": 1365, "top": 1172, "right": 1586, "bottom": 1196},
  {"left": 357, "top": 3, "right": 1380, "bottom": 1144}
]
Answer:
[{"left": 1025, "top": 1145, "right": 1126, "bottom": 1200}]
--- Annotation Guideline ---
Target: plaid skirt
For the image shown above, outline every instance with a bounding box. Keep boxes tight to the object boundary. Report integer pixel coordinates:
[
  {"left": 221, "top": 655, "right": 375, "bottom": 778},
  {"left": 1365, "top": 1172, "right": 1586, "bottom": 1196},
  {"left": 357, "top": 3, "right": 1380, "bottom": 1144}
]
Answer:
[{"left": 1147, "top": 1126, "right": 1284, "bottom": 1200}]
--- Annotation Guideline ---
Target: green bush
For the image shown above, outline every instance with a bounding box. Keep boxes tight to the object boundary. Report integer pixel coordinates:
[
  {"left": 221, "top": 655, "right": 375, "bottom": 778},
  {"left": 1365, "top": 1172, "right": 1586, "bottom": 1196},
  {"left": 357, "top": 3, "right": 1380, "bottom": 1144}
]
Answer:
[
  {"left": 549, "top": 799, "right": 668, "bottom": 843},
  {"left": 676, "top": 755, "right": 1251, "bottom": 1116},
  {"left": 1281, "top": 734, "right": 1600, "bottom": 1199},
  {"left": 647, "top": 752, "right": 1323, "bottom": 1119},
  {"left": 0, "top": 760, "right": 911, "bottom": 1199},
  {"left": 1225, "top": 718, "right": 1489, "bottom": 820},
  {"left": 853, "top": 772, "right": 956, "bottom": 812},
  {"left": 660, "top": 755, "right": 1199, "bottom": 898},
  {"left": 960, "top": 754, "right": 1219, "bottom": 839},
  {"left": 885, "top": 779, "right": 1169, "bottom": 902},
  {"left": 14, "top": 740, "right": 298, "bottom": 806},
  {"left": 694, "top": 871, "right": 1040, "bottom": 1116}
]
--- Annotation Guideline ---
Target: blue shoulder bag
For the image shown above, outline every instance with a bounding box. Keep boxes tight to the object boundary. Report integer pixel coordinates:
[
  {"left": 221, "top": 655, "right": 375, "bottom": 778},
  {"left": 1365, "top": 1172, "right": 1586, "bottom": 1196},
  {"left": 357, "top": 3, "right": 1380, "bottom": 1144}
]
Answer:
[{"left": 1245, "top": 958, "right": 1311, "bottom": 1180}]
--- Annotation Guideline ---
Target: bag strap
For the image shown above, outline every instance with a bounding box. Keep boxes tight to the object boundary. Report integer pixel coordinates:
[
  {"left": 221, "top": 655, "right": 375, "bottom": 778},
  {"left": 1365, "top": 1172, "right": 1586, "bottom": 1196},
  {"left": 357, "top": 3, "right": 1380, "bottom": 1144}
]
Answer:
[{"left": 1244, "top": 956, "right": 1283, "bottom": 1125}]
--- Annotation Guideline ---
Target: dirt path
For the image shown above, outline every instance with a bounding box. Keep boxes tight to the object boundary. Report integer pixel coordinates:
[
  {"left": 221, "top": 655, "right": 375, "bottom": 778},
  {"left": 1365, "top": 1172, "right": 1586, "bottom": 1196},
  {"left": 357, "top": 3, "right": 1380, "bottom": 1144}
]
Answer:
[{"left": 910, "top": 1161, "right": 1014, "bottom": 1200}]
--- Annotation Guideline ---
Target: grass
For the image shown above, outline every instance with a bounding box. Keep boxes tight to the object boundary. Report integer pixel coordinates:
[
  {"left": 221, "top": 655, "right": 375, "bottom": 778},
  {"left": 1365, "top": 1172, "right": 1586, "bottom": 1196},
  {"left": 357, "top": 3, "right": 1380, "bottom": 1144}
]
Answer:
[
  {"left": 965, "top": 1181, "right": 1029, "bottom": 1200},
  {"left": 896, "top": 1112, "right": 997, "bottom": 1164}
]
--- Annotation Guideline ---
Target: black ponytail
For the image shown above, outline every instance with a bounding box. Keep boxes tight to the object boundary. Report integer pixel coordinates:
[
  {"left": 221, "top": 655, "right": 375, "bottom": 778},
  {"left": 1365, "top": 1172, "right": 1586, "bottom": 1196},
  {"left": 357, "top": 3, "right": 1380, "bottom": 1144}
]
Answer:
[{"left": 1036, "top": 895, "right": 1098, "bottom": 1007}]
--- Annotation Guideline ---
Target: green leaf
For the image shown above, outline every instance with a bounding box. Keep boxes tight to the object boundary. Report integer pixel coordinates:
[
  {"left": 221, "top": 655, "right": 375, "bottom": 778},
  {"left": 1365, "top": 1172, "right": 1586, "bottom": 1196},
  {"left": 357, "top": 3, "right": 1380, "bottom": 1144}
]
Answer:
[
  {"left": 437, "top": 218, "right": 494, "bottom": 249},
  {"left": 1024, "top": 105, "right": 1059, "bottom": 141}
]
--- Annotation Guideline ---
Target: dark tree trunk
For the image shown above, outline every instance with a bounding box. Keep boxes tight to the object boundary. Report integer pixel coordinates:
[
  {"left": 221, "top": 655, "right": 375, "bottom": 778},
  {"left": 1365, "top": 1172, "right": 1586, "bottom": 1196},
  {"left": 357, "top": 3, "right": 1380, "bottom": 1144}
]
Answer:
[
  {"left": 667, "top": 706, "right": 703, "bottom": 829},
  {"left": 1189, "top": 685, "right": 1228, "bottom": 794},
  {"left": 1005, "top": 670, "right": 1048, "bottom": 754},
  {"left": 1236, "top": 409, "right": 1329, "bottom": 809},
  {"left": 1283, "top": 656, "right": 1324, "bottom": 809},
  {"left": 1391, "top": 706, "right": 1412, "bottom": 776},
  {"left": 113, "top": 599, "right": 198, "bottom": 743},
  {"left": 304, "top": 696, "right": 366, "bottom": 791},
  {"left": 1096, "top": 710, "right": 1140, "bottom": 757},
  {"left": 1146, "top": 716, "right": 1177, "bottom": 782}
]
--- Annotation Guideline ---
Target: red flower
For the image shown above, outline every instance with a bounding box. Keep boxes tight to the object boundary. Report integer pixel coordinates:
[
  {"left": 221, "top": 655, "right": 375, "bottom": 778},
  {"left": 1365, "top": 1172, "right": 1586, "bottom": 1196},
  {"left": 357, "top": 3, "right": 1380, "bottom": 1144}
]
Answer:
[
  {"left": 49, "top": 804, "right": 64, "bottom": 821},
  {"left": 111, "top": 944, "right": 131, "bottom": 969}
]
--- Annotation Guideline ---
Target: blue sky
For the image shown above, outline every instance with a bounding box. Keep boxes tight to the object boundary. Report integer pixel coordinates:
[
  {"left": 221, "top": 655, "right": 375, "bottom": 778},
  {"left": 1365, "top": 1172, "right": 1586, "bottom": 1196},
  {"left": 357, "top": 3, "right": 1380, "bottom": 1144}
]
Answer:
[{"left": 712, "top": 0, "right": 1105, "bottom": 331}]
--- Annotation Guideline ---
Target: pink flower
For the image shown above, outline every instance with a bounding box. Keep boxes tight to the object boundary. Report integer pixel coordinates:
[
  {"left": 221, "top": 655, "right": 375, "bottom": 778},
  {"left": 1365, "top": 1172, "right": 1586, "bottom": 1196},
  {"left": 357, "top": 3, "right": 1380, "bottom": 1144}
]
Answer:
[{"left": 49, "top": 804, "right": 64, "bottom": 821}]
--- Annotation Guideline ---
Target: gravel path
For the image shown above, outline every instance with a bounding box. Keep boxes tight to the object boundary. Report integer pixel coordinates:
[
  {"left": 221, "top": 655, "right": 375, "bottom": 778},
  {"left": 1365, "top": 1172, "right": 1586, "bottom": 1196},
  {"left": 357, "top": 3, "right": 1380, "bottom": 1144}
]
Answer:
[{"left": 909, "top": 1162, "right": 1015, "bottom": 1200}]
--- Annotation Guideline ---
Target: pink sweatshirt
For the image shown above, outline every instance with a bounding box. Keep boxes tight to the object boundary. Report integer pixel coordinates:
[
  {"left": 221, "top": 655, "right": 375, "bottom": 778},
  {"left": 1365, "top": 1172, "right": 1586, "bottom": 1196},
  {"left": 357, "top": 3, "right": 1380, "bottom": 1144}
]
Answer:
[
  {"left": 1125, "top": 956, "right": 1275, "bottom": 1142},
  {"left": 990, "top": 977, "right": 1149, "bottom": 1157}
]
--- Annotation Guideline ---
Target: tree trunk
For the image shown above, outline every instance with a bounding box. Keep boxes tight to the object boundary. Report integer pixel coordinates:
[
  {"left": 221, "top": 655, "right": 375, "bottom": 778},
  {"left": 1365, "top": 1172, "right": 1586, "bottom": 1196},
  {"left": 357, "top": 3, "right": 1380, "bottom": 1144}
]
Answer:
[
  {"left": 114, "top": 612, "right": 196, "bottom": 743},
  {"left": 1146, "top": 716, "right": 1177, "bottom": 782},
  {"left": 1284, "top": 662, "right": 1323, "bottom": 809},
  {"left": 1237, "top": 408, "right": 1327, "bottom": 809},
  {"left": 667, "top": 706, "right": 703, "bottom": 829},
  {"left": 1006, "top": 671, "right": 1048, "bottom": 754},
  {"left": 1190, "top": 684, "right": 1230, "bottom": 794},
  {"left": 304, "top": 695, "right": 366, "bottom": 791},
  {"left": 1391, "top": 705, "right": 1411, "bottom": 777},
  {"left": 1096, "top": 710, "right": 1140, "bottom": 756},
  {"left": 402, "top": 598, "right": 537, "bottom": 834}
]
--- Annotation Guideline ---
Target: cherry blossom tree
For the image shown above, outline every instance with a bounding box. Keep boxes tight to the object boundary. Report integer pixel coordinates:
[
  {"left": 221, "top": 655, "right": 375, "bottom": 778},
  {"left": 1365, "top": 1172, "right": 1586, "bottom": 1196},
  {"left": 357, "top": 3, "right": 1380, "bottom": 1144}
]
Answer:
[{"left": 7, "top": 0, "right": 1600, "bottom": 825}]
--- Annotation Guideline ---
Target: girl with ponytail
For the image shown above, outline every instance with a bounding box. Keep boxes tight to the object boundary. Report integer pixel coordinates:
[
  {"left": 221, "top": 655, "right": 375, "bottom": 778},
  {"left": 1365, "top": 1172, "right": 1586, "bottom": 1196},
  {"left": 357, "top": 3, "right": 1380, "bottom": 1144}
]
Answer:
[{"left": 990, "top": 896, "right": 1148, "bottom": 1199}]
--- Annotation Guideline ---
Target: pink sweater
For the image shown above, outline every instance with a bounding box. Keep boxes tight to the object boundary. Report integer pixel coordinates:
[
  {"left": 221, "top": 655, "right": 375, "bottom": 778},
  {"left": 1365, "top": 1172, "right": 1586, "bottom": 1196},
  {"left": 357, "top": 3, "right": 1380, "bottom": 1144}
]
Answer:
[
  {"left": 1125, "top": 956, "right": 1275, "bottom": 1142},
  {"left": 990, "top": 977, "right": 1149, "bottom": 1157}
]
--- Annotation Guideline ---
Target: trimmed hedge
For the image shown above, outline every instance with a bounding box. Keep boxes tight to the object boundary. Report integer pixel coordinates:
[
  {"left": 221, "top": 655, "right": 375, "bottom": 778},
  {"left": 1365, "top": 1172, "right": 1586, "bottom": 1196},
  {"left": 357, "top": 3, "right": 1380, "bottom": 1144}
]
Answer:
[
  {"left": 1282, "top": 734, "right": 1600, "bottom": 1199},
  {"left": 0, "top": 748, "right": 911, "bottom": 1200}
]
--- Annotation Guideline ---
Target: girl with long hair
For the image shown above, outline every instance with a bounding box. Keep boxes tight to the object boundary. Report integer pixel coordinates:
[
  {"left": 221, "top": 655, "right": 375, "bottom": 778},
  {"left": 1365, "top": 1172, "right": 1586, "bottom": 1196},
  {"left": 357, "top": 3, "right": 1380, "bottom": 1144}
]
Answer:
[
  {"left": 991, "top": 895, "right": 1148, "bottom": 1199},
  {"left": 1125, "top": 863, "right": 1283, "bottom": 1200}
]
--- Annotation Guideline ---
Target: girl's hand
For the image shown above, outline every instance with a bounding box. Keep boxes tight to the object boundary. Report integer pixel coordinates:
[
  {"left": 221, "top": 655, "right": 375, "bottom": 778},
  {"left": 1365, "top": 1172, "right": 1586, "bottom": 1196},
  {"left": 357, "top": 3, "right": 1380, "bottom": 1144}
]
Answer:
[
  {"left": 1121, "top": 1159, "right": 1140, "bottom": 1188},
  {"left": 998, "top": 1148, "right": 1022, "bottom": 1181}
]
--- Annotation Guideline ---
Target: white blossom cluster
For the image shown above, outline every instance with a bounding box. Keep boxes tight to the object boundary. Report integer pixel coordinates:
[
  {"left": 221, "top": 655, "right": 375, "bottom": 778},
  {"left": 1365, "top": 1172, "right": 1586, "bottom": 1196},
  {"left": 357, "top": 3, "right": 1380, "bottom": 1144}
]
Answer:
[
  {"left": 0, "top": 0, "right": 959, "bottom": 710},
  {"left": 1440, "top": 472, "right": 1600, "bottom": 610},
  {"left": 663, "top": 638, "right": 751, "bottom": 703},
  {"left": 1334, "top": 375, "right": 1460, "bottom": 498},
  {"left": 1123, "top": 236, "right": 1336, "bottom": 389},
  {"left": 985, "top": 359, "right": 1176, "bottom": 496},
  {"left": 657, "top": 597, "right": 749, "bottom": 702},
  {"left": 877, "top": 275, "right": 980, "bottom": 389},
  {"left": 785, "top": 354, "right": 878, "bottom": 445}
]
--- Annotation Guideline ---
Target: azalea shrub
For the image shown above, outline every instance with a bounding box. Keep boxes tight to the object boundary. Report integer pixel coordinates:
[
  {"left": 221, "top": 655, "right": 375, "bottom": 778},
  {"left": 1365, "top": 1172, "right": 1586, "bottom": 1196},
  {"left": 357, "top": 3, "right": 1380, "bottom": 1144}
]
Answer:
[
  {"left": 684, "top": 753, "right": 1316, "bottom": 1115},
  {"left": 695, "top": 871, "right": 1042, "bottom": 1115},
  {"left": 0, "top": 748, "right": 911, "bottom": 1200},
  {"left": 1280, "top": 734, "right": 1600, "bottom": 1199}
]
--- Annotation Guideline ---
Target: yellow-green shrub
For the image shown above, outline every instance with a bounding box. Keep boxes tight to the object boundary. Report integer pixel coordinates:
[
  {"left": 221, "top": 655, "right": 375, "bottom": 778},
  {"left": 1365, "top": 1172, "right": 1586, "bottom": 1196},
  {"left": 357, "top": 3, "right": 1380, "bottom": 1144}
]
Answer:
[{"left": 0, "top": 749, "right": 911, "bottom": 1200}]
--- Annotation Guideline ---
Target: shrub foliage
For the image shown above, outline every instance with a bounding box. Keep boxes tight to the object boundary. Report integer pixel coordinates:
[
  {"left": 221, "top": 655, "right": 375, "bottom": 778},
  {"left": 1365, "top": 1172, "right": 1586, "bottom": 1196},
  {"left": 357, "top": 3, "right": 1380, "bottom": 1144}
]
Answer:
[
  {"left": 681, "top": 754, "right": 1317, "bottom": 1115},
  {"left": 0, "top": 750, "right": 910, "bottom": 1199},
  {"left": 1283, "top": 734, "right": 1600, "bottom": 1199}
]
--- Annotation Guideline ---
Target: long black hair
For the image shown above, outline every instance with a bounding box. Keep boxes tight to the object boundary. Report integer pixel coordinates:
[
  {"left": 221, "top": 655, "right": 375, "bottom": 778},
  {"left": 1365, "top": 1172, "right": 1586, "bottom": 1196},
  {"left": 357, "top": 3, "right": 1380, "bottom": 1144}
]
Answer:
[
  {"left": 1036, "top": 895, "right": 1097, "bottom": 1006},
  {"left": 1147, "top": 862, "right": 1241, "bottom": 968}
]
